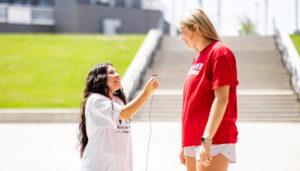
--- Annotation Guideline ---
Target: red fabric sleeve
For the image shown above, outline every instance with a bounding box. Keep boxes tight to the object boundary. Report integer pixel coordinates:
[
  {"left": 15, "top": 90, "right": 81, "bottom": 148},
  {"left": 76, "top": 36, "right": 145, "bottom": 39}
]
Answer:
[{"left": 211, "top": 54, "right": 238, "bottom": 89}]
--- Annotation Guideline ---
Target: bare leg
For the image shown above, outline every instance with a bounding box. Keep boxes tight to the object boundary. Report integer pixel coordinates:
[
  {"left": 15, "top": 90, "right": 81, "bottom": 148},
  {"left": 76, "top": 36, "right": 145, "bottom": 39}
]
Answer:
[
  {"left": 185, "top": 156, "right": 196, "bottom": 171},
  {"left": 196, "top": 153, "right": 229, "bottom": 171}
]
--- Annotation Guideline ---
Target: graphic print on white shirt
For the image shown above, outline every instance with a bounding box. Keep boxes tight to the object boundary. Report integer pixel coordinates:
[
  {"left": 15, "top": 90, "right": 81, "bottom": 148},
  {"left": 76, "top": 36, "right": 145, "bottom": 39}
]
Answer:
[
  {"left": 117, "top": 119, "right": 131, "bottom": 133},
  {"left": 187, "top": 63, "right": 203, "bottom": 75},
  {"left": 81, "top": 94, "right": 133, "bottom": 171}
]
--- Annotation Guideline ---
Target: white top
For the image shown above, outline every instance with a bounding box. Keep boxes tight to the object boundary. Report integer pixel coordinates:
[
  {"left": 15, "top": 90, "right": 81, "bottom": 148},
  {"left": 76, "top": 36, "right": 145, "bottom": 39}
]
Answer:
[{"left": 80, "top": 93, "right": 132, "bottom": 171}]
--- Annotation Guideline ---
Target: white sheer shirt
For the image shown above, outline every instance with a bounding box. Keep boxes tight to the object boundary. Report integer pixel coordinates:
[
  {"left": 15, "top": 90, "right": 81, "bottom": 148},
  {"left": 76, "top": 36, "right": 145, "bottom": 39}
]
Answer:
[{"left": 80, "top": 93, "right": 132, "bottom": 171}]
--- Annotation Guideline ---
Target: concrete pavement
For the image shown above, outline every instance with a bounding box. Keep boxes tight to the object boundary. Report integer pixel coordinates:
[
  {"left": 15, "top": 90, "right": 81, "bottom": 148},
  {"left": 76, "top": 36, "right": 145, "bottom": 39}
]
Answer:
[{"left": 0, "top": 121, "right": 299, "bottom": 171}]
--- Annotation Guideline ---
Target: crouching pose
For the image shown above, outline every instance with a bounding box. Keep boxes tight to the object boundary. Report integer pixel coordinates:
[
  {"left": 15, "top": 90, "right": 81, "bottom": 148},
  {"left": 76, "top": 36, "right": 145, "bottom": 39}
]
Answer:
[{"left": 78, "top": 63, "right": 159, "bottom": 171}]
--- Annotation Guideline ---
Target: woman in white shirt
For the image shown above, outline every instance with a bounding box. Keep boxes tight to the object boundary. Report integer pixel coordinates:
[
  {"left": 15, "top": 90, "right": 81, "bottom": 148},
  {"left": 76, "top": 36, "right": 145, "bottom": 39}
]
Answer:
[{"left": 78, "top": 63, "right": 159, "bottom": 171}]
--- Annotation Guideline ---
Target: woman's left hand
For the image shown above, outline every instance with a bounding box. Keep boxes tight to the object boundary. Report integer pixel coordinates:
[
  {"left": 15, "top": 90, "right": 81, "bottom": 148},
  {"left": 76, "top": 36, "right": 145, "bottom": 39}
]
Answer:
[{"left": 199, "top": 142, "right": 212, "bottom": 166}]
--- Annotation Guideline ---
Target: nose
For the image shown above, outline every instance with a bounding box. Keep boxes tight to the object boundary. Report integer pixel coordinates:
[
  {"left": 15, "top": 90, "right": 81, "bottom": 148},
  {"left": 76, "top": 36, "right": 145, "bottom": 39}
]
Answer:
[{"left": 115, "top": 73, "right": 120, "bottom": 79}]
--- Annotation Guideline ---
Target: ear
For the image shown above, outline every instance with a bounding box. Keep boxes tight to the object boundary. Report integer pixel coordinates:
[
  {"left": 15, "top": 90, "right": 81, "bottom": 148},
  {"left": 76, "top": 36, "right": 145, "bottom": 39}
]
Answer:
[{"left": 193, "top": 24, "right": 199, "bottom": 31}]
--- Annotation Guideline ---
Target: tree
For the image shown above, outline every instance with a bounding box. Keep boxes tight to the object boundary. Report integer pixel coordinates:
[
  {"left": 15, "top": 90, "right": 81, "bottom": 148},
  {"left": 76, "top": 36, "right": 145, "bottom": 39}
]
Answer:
[{"left": 238, "top": 15, "right": 258, "bottom": 35}]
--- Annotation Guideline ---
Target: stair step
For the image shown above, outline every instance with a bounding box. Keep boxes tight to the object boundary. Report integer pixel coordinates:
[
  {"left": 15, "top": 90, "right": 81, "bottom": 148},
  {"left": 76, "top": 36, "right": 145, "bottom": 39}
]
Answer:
[
  {"left": 132, "top": 116, "right": 300, "bottom": 122},
  {"left": 132, "top": 36, "right": 300, "bottom": 122}
]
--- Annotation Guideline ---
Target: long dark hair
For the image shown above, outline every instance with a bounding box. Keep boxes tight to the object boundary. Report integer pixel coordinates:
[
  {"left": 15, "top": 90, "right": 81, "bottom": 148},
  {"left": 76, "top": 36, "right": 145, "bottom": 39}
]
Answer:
[{"left": 78, "top": 63, "right": 127, "bottom": 158}]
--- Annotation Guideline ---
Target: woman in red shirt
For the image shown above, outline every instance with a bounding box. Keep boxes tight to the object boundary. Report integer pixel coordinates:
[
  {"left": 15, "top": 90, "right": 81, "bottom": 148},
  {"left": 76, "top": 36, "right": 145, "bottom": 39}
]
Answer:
[{"left": 179, "top": 9, "right": 239, "bottom": 171}]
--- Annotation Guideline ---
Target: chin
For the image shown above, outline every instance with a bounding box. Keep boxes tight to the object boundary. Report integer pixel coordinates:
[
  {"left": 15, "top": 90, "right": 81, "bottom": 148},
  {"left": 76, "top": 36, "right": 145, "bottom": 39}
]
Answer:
[
  {"left": 187, "top": 45, "right": 195, "bottom": 50},
  {"left": 186, "top": 43, "right": 193, "bottom": 49},
  {"left": 116, "top": 85, "right": 122, "bottom": 91},
  {"left": 118, "top": 83, "right": 122, "bottom": 89}
]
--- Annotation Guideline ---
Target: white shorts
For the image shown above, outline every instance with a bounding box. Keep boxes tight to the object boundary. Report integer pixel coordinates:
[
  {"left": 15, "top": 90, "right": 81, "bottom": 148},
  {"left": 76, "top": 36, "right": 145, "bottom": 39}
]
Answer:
[{"left": 183, "top": 144, "right": 236, "bottom": 163}]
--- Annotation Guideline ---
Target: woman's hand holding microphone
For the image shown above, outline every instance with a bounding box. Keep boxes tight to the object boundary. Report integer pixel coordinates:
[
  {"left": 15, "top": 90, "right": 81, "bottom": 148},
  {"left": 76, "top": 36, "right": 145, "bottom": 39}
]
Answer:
[
  {"left": 144, "top": 75, "right": 159, "bottom": 95},
  {"left": 119, "top": 74, "right": 159, "bottom": 120}
]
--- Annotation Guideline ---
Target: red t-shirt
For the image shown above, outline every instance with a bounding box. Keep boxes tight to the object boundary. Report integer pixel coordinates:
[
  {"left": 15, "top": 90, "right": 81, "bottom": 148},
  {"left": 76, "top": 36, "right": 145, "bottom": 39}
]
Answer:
[{"left": 182, "top": 40, "right": 239, "bottom": 147}]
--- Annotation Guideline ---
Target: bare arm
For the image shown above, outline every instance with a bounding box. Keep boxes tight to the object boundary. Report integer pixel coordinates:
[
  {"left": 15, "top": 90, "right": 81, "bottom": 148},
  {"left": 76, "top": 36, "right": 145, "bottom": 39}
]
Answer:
[
  {"left": 203, "top": 85, "right": 230, "bottom": 139},
  {"left": 199, "top": 85, "right": 230, "bottom": 164},
  {"left": 118, "top": 76, "right": 159, "bottom": 120}
]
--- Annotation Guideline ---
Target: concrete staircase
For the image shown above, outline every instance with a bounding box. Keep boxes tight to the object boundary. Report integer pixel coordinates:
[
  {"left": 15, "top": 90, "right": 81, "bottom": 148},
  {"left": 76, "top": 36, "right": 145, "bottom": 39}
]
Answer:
[{"left": 132, "top": 36, "right": 300, "bottom": 122}]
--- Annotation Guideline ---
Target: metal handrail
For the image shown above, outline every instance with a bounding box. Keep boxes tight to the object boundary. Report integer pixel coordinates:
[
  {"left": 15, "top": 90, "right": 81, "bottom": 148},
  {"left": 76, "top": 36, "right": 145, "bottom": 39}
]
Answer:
[
  {"left": 121, "top": 12, "right": 165, "bottom": 100},
  {"left": 273, "top": 18, "right": 300, "bottom": 98},
  {"left": 121, "top": 29, "right": 163, "bottom": 100}
]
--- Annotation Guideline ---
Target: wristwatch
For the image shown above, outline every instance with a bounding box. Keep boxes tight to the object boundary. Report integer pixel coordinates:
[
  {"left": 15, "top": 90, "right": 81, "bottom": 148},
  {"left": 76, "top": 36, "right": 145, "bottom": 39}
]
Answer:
[{"left": 201, "top": 137, "right": 212, "bottom": 143}]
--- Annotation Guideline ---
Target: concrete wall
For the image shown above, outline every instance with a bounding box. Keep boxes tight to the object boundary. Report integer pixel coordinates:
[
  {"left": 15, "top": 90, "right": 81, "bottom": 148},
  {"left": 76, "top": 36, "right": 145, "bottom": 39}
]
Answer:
[
  {"left": 54, "top": 0, "right": 161, "bottom": 34},
  {"left": 75, "top": 5, "right": 161, "bottom": 33},
  {"left": 54, "top": 0, "right": 80, "bottom": 33},
  {"left": 0, "top": 23, "right": 54, "bottom": 33}
]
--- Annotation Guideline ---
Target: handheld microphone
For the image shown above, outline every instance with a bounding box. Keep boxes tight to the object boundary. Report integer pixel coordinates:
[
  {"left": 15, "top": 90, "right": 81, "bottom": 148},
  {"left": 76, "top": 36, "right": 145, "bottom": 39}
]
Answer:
[{"left": 152, "top": 74, "right": 158, "bottom": 77}]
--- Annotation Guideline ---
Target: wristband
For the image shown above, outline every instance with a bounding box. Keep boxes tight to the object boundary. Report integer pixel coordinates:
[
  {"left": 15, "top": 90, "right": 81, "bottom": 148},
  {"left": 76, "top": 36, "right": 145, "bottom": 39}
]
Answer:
[{"left": 201, "top": 137, "right": 212, "bottom": 143}]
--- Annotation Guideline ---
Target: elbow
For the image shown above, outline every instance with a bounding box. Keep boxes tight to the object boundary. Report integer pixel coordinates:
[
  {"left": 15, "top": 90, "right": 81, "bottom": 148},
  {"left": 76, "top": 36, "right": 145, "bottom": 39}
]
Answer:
[
  {"left": 118, "top": 110, "right": 132, "bottom": 120},
  {"left": 119, "top": 116, "right": 130, "bottom": 120},
  {"left": 118, "top": 114, "right": 129, "bottom": 120}
]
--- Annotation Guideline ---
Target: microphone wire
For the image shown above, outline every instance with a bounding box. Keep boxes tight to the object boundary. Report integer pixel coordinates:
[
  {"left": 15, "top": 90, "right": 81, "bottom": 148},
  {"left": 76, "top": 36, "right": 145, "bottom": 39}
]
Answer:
[{"left": 145, "top": 93, "right": 154, "bottom": 171}]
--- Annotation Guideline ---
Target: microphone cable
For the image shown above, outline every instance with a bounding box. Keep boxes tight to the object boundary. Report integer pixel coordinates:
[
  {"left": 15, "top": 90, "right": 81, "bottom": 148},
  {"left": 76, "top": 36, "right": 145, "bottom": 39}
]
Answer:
[
  {"left": 145, "top": 93, "right": 153, "bottom": 171},
  {"left": 145, "top": 74, "right": 157, "bottom": 171}
]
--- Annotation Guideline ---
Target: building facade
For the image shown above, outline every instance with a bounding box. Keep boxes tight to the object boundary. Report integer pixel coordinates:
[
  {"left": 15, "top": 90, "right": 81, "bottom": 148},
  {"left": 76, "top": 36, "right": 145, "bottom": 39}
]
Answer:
[{"left": 0, "top": 0, "right": 163, "bottom": 34}]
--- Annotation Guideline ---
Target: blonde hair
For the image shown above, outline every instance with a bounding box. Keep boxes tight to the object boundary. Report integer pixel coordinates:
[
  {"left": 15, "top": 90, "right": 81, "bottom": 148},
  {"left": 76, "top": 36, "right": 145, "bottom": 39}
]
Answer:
[{"left": 179, "top": 8, "right": 221, "bottom": 41}]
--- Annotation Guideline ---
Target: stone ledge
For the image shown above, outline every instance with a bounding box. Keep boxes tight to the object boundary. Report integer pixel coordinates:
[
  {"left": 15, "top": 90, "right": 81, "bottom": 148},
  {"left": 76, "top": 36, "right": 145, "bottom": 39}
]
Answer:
[{"left": 0, "top": 109, "right": 79, "bottom": 122}]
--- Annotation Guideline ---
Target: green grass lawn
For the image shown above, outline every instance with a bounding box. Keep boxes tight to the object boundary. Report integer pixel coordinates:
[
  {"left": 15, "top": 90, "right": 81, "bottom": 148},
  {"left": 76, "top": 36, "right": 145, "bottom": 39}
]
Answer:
[
  {"left": 290, "top": 35, "right": 300, "bottom": 55},
  {"left": 0, "top": 34, "right": 145, "bottom": 108}
]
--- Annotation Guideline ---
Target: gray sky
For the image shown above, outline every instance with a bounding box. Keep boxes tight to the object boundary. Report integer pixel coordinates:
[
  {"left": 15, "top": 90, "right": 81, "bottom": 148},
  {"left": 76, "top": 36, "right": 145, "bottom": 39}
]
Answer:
[{"left": 156, "top": 0, "right": 297, "bottom": 36}]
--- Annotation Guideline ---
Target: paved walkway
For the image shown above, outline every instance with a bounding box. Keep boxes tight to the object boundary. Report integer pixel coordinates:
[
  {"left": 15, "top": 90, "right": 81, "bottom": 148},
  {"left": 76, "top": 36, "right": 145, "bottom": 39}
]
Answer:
[{"left": 0, "top": 121, "right": 299, "bottom": 171}]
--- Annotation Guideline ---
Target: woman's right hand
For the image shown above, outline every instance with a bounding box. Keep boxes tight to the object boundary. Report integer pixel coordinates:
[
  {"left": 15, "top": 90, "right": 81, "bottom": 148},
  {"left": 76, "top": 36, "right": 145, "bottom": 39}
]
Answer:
[{"left": 144, "top": 76, "right": 159, "bottom": 95}]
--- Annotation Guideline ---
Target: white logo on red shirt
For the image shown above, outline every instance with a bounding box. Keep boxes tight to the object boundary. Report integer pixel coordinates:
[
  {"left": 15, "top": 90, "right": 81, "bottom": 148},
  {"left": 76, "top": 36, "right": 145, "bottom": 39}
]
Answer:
[{"left": 187, "top": 63, "right": 203, "bottom": 75}]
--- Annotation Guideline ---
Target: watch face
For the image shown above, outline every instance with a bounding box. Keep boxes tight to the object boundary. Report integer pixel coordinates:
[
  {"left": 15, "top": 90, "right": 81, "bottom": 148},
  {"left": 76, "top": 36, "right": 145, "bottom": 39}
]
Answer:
[{"left": 201, "top": 137, "right": 205, "bottom": 142}]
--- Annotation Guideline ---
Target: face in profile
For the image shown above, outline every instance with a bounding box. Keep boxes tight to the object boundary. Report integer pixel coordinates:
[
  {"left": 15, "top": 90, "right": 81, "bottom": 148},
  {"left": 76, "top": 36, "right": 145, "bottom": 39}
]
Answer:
[
  {"left": 180, "top": 25, "right": 198, "bottom": 49},
  {"left": 106, "top": 65, "right": 121, "bottom": 93}
]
